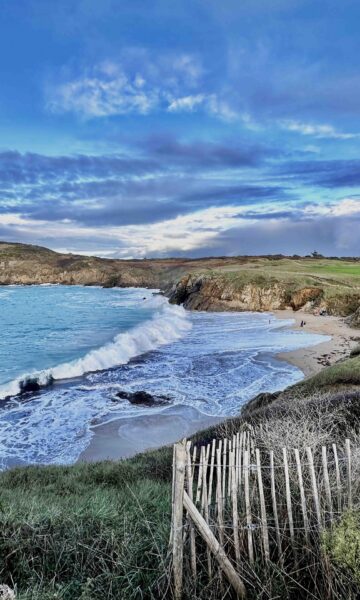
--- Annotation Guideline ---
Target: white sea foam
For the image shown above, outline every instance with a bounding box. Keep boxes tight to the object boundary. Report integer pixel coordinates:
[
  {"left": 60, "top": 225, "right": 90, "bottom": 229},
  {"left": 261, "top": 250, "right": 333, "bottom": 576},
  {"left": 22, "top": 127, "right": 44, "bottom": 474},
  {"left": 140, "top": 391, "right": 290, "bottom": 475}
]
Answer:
[{"left": 0, "top": 298, "right": 192, "bottom": 400}]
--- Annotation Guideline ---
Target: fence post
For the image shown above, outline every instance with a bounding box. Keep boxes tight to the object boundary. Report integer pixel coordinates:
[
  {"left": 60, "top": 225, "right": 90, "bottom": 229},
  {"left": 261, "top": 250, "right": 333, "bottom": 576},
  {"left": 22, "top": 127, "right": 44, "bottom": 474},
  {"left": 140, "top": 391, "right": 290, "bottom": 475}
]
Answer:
[
  {"left": 222, "top": 438, "right": 227, "bottom": 501},
  {"left": 322, "top": 445, "right": 333, "bottom": 523},
  {"left": 332, "top": 443, "right": 342, "bottom": 512},
  {"left": 294, "top": 448, "right": 309, "bottom": 542},
  {"left": 345, "top": 439, "right": 352, "bottom": 509},
  {"left": 306, "top": 446, "right": 322, "bottom": 529},
  {"left": 255, "top": 448, "right": 270, "bottom": 563},
  {"left": 195, "top": 446, "right": 204, "bottom": 505},
  {"left": 230, "top": 449, "right": 241, "bottom": 566},
  {"left": 270, "top": 450, "right": 282, "bottom": 562},
  {"left": 208, "top": 438, "right": 216, "bottom": 506},
  {"left": 172, "top": 439, "right": 187, "bottom": 600},
  {"left": 216, "top": 446, "right": 225, "bottom": 547},
  {"left": 244, "top": 448, "right": 254, "bottom": 564},
  {"left": 186, "top": 441, "right": 197, "bottom": 581},
  {"left": 283, "top": 447, "right": 296, "bottom": 555}
]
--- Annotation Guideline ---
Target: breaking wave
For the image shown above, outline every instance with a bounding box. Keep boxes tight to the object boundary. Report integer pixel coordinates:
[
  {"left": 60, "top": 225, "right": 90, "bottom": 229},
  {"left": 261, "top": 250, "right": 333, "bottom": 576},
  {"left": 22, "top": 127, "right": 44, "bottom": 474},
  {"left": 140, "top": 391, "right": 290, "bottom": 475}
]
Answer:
[{"left": 0, "top": 299, "right": 191, "bottom": 400}]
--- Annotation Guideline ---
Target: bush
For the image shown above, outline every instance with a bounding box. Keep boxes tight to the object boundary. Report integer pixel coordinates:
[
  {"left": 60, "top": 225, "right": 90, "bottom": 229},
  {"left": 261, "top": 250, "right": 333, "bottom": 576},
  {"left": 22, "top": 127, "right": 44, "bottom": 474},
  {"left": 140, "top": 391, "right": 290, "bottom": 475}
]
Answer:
[{"left": 323, "top": 511, "right": 360, "bottom": 585}]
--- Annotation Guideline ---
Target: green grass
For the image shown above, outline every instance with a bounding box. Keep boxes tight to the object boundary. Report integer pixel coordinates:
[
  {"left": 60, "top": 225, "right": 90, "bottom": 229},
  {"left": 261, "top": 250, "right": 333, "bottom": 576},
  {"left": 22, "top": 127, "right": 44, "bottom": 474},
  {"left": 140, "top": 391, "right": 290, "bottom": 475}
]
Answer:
[
  {"left": 1, "top": 353, "right": 360, "bottom": 599},
  {"left": 287, "top": 354, "right": 360, "bottom": 395},
  {"left": 0, "top": 453, "right": 173, "bottom": 600}
]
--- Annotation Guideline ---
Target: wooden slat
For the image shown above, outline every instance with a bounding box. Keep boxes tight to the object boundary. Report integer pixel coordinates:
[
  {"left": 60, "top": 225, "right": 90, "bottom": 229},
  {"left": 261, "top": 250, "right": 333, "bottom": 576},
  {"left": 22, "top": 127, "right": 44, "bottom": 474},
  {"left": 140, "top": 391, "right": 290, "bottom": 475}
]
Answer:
[
  {"left": 322, "top": 445, "right": 333, "bottom": 523},
  {"left": 332, "top": 443, "right": 342, "bottom": 512},
  {"left": 222, "top": 438, "right": 227, "bottom": 501},
  {"left": 183, "top": 491, "right": 246, "bottom": 599},
  {"left": 283, "top": 447, "right": 296, "bottom": 552},
  {"left": 345, "top": 438, "right": 352, "bottom": 509},
  {"left": 172, "top": 440, "right": 187, "bottom": 600},
  {"left": 195, "top": 446, "right": 204, "bottom": 505},
  {"left": 216, "top": 447, "right": 225, "bottom": 547},
  {"left": 270, "top": 450, "right": 282, "bottom": 562},
  {"left": 255, "top": 448, "right": 270, "bottom": 562},
  {"left": 208, "top": 438, "right": 216, "bottom": 506},
  {"left": 306, "top": 446, "right": 322, "bottom": 529},
  {"left": 244, "top": 448, "right": 254, "bottom": 563},
  {"left": 230, "top": 450, "right": 240, "bottom": 566},
  {"left": 294, "top": 448, "right": 309, "bottom": 542},
  {"left": 186, "top": 441, "right": 197, "bottom": 580}
]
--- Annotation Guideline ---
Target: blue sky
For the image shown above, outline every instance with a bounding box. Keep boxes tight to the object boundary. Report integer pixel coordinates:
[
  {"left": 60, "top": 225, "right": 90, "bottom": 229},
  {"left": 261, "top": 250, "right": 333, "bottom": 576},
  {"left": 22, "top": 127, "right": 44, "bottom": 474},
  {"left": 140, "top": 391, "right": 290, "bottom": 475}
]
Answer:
[{"left": 0, "top": 0, "right": 359, "bottom": 257}]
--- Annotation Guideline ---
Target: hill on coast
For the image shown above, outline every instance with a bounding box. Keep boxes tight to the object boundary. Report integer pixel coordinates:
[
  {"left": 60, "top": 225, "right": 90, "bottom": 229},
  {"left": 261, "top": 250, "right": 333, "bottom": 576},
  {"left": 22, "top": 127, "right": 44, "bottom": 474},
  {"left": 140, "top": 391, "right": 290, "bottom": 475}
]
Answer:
[{"left": 0, "top": 241, "right": 360, "bottom": 320}]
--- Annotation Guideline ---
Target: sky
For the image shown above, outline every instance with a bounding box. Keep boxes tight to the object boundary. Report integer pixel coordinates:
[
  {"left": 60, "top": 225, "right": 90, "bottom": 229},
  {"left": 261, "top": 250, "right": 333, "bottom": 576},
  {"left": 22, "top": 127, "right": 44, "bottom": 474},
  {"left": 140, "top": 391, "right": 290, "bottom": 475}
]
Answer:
[{"left": 0, "top": 0, "right": 360, "bottom": 258}]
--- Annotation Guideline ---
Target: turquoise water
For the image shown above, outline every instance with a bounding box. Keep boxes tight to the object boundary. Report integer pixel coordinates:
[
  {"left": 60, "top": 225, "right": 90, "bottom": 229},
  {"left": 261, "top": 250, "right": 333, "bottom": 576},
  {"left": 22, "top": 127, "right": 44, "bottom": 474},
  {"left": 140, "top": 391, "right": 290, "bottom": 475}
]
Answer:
[{"left": 0, "top": 285, "right": 330, "bottom": 469}]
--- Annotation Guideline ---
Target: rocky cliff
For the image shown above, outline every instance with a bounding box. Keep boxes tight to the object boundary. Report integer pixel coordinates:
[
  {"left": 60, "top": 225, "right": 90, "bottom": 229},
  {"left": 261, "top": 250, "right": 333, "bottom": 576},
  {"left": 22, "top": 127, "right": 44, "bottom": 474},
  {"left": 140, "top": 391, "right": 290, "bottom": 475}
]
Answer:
[
  {"left": 167, "top": 273, "right": 326, "bottom": 312},
  {"left": 0, "top": 242, "right": 359, "bottom": 322}
]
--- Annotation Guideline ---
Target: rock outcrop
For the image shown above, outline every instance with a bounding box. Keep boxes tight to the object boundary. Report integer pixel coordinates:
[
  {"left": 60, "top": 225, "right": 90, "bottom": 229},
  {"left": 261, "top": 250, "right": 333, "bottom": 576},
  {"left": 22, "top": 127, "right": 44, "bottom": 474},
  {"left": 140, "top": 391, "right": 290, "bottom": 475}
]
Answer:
[
  {"left": 346, "top": 307, "right": 360, "bottom": 328},
  {"left": 114, "top": 390, "right": 171, "bottom": 406},
  {"left": 0, "top": 241, "right": 359, "bottom": 323},
  {"left": 168, "top": 274, "right": 326, "bottom": 312}
]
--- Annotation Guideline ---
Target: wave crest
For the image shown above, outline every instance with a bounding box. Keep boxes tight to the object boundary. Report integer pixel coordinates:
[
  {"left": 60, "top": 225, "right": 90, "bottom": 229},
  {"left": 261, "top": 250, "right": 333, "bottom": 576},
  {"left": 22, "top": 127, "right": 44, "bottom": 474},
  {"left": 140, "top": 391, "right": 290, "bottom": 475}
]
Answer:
[{"left": 0, "top": 299, "right": 191, "bottom": 400}]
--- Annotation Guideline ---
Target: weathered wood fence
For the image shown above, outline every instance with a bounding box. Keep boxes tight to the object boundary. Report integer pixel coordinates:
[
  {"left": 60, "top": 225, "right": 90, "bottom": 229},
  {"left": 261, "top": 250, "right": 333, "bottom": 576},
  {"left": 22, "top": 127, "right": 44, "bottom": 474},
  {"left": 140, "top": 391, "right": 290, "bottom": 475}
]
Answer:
[{"left": 171, "top": 426, "right": 353, "bottom": 599}]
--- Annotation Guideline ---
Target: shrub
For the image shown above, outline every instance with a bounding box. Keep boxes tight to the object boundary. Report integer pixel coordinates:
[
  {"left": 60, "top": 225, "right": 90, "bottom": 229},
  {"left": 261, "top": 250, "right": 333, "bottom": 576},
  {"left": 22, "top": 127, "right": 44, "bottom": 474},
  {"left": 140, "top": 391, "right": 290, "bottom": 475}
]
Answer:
[{"left": 323, "top": 511, "right": 360, "bottom": 585}]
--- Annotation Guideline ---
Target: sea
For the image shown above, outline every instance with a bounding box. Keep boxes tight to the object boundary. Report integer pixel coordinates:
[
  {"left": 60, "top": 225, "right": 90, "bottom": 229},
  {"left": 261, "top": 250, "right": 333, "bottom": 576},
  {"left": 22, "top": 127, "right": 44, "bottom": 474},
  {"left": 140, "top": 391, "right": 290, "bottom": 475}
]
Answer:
[{"left": 0, "top": 285, "right": 330, "bottom": 469}]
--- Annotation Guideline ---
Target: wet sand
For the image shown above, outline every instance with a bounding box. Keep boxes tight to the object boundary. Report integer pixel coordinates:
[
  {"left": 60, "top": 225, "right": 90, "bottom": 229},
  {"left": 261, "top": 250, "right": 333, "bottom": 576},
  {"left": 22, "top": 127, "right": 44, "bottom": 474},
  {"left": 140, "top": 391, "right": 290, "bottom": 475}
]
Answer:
[
  {"left": 79, "top": 405, "right": 222, "bottom": 463},
  {"left": 275, "top": 310, "right": 358, "bottom": 377},
  {"left": 79, "top": 310, "right": 359, "bottom": 464}
]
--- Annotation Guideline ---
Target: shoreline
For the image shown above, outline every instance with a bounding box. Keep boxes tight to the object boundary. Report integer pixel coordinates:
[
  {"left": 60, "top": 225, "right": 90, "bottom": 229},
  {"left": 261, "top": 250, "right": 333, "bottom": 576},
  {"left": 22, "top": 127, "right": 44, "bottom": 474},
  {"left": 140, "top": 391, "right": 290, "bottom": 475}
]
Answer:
[
  {"left": 79, "top": 405, "right": 222, "bottom": 463},
  {"left": 274, "top": 309, "right": 358, "bottom": 377},
  {"left": 79, "top": 309, "right": 358, "bottom": 464}
]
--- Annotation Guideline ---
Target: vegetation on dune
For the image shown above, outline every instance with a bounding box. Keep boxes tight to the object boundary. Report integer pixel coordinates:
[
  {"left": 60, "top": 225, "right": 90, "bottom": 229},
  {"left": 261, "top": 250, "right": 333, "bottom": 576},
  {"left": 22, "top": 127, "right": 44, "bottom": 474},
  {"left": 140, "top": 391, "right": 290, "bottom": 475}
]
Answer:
[{"left": 1, "top": 353, "right": 360, "bottom": 598}]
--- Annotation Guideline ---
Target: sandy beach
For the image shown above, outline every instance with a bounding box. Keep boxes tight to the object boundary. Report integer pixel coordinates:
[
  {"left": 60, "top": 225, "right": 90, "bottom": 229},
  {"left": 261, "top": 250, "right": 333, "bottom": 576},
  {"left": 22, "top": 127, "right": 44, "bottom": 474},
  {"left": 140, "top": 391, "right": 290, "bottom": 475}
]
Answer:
[
  {"left": 275, "top": 309, "right": 359, "bottom": 377},
  {"left": 79, "top": 405, "right": 221, "bottom": 462},
  {"left": 79, "top": 310, "right": 359, "bottom": 464}
]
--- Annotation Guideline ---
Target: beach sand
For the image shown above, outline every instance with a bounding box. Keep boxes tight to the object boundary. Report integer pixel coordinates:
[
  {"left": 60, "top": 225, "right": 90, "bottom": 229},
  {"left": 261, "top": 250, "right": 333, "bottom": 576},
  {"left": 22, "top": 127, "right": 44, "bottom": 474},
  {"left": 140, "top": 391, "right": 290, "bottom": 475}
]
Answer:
[
  {"left": 79, "top": 405, "right": 221, "bottom": 463},
  {"left": 275, "top": 310, "right": 359, "bottom": 377},
  {"left": 79, "top": 310, "right": 359, "bottom": 464}
]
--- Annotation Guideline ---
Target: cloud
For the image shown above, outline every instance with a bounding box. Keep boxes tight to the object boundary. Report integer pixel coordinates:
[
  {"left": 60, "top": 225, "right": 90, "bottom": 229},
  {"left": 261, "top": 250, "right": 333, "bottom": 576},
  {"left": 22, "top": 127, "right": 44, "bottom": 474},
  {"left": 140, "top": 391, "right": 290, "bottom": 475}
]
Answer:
[
  {"left": 167, "top": 94, "right": 207, "bottom": 112},
  {"left": 280, "top": 158, "right": 360, "bottom": 188},
  {"left": 45, "top": 52, "right": 243, "bottom": 122},
  {"left": 279, "top": 120, "right": 360, "bottom": 140},
  {"left": 46, "top": 53, "right": 211, "bottom": 118},
  {"left": 0, "top": 197, "right": 359, "bottom": 259},
  {"left": 0, "top": 142, "right": 287, "bottom": 229},
  {"left": 47, "top": 62, "right": 158, "bottom": 117}
]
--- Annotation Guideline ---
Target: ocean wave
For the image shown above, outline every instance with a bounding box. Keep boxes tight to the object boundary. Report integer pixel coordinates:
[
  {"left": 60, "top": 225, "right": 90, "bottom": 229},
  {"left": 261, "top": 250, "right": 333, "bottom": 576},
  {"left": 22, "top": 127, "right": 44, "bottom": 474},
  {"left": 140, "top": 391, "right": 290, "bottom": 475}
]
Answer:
[{"left": 0, "top": 298, "right": 191, "bottom": 400}]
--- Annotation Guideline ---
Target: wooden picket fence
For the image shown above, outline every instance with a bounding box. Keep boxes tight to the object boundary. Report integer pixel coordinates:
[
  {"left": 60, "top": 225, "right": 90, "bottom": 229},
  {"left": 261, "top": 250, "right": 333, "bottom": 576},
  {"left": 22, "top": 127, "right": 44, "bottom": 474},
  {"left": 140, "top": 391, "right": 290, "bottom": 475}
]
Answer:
[{"left": 170, "top": 426, "right": 353, "bottom": 599}]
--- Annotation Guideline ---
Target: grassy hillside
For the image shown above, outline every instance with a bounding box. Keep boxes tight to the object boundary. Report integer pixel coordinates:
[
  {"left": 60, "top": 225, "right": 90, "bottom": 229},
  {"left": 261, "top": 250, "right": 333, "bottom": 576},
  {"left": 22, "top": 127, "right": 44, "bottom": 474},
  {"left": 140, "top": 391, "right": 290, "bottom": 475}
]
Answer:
[
  {"left": 1, "top": 353, "right": 360, "bottom": 599},
  {"left": 0, "top": 241, "right": 359, "bottom": 317}
]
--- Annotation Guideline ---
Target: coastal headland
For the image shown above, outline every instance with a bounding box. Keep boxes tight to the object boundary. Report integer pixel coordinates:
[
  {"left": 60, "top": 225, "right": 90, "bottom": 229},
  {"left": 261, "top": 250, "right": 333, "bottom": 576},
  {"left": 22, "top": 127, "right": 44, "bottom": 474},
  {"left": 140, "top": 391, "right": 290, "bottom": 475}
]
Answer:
[{"left": 1, "top": 242, "right": 360, "bottom": 320}]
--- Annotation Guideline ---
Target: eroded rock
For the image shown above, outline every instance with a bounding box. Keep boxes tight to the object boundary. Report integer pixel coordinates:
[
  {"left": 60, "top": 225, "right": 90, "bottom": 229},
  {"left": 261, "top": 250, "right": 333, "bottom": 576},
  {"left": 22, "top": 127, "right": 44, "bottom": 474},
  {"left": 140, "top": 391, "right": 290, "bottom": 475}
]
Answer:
[{"left": 114, "top": 390, "right": 171, "bottom": 406}]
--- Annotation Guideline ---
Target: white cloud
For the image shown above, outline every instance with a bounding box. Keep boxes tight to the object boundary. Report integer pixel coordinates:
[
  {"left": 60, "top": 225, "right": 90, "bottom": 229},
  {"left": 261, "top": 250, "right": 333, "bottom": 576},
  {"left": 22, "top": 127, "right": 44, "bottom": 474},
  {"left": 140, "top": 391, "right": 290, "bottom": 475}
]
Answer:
[
  {"left": 279, "top": 119, "right": 360, "bottom": 140},
  {"left": 167, "top": 94, "right": 206, "bottom": 112},
  {"left": 2, "top": 197, "right": 359, "bottom": 259},
  {"left": 46, "top": 55, "right": 243, "bottom": 122},
  {"left": 47, "top": 63, "right": 158, "bottom": 117},
  {"left": 329, "top": 198, "right": 360, "bottom": 216}
]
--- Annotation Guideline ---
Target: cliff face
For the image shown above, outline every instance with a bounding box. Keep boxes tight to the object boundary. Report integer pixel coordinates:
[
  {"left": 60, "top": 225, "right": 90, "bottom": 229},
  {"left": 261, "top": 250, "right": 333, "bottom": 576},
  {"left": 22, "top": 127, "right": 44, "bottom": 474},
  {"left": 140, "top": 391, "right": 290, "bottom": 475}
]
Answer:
[
  {"left": 0, "top": 243, "right": 161, "bottom": 288},
  {"left": 168, "top": 274, "right": 289, "bottom": 311},
  {"left": 0, "top": 242, "right": 359, "bottom": 321},
  {"left": 168, "top": 273, "right": 327, "bottom": 312}
]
